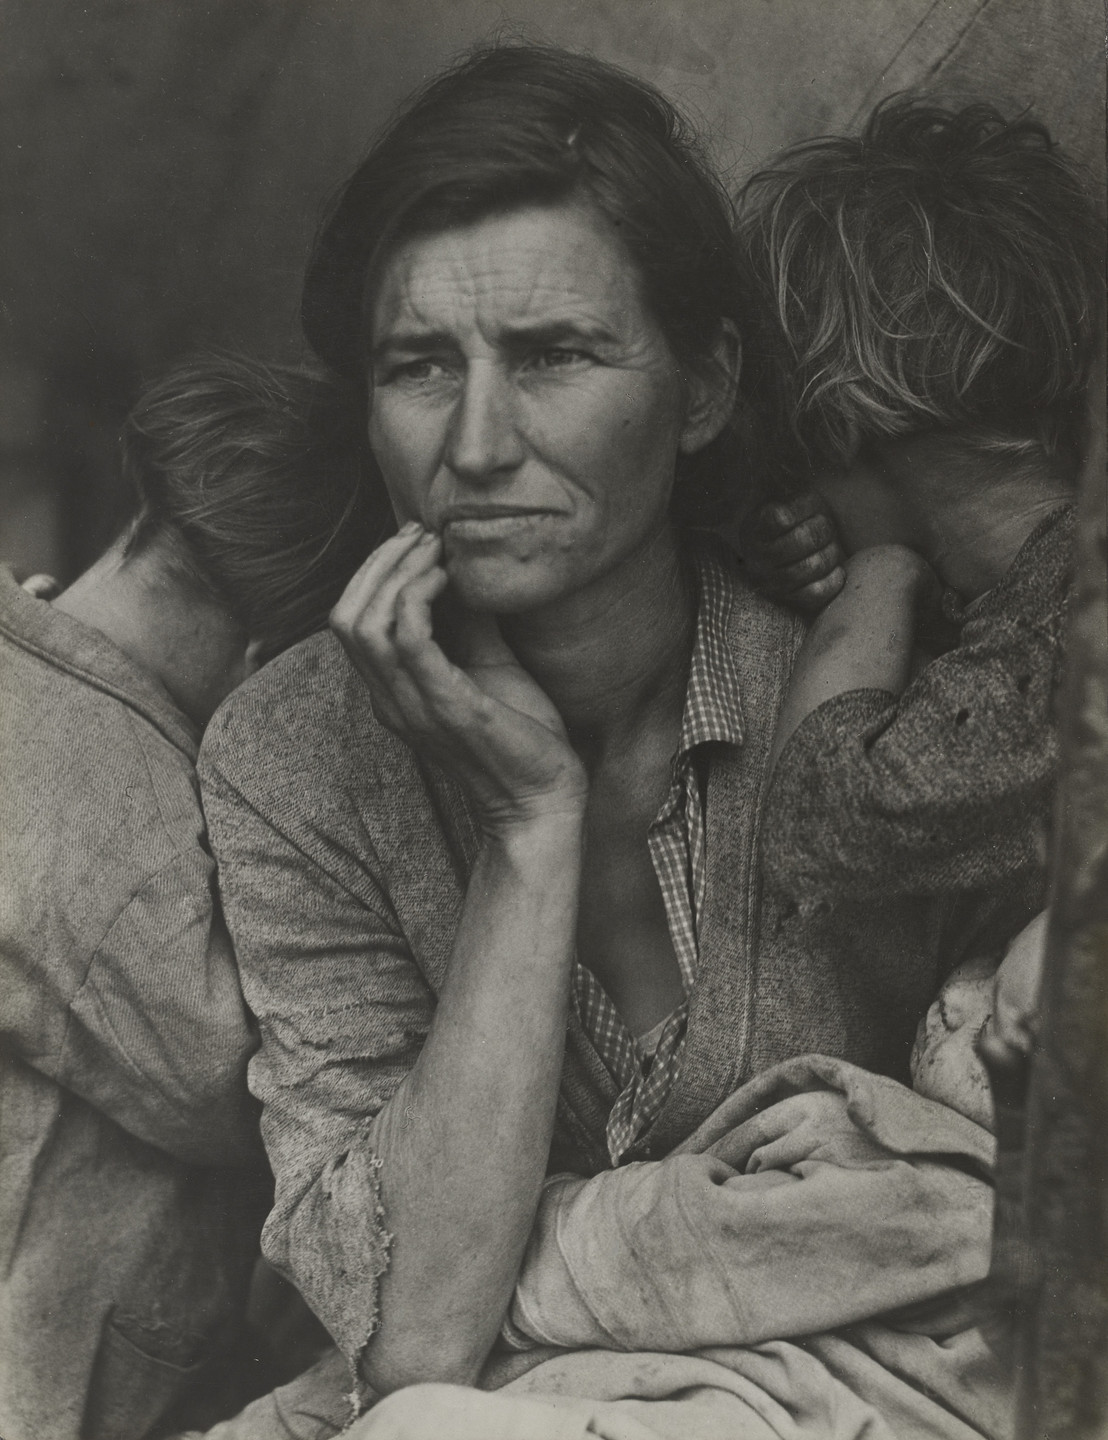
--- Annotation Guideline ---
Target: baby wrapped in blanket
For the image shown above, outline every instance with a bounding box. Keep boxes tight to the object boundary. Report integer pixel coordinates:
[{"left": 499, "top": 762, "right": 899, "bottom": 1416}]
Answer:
[
  {"left": 191, "top": 917, "right": 1039, "bottom": 1440},
  {"left": 330, "top": 914, "right": 1043, "bottom": 1440}
]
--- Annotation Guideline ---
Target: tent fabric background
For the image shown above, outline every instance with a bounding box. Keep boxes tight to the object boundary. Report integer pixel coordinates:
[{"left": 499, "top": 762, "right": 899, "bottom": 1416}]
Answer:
[{"left": 0, "top": 0, "right": 1103, "bottom": 576}]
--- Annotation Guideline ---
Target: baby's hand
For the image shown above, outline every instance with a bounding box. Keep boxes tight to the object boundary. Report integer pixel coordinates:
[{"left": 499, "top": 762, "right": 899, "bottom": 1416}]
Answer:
[
  {"left": 738, "top": 491, "right": 846, "bottom": 615},
  {"left": 979, "top": 912, "right": 1049, "bottom": 1072},
  {"left": 20, "top": 572, "right": 60, "bottom": 599}
]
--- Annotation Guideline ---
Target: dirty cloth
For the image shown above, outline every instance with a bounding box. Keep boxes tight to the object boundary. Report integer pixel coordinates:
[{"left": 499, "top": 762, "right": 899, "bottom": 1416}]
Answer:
[
  {"left": 198, "top": 539, "right": 1032, "bottom": 1380},
  {"left": 175, "top": 1055, "right": 1005, "bottom": 1440},
  {"left": 0, "top": 570, "right": 268, "bottom": 1440}
]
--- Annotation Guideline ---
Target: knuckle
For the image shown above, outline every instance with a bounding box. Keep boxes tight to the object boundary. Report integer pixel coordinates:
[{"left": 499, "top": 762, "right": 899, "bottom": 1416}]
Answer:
[
  {"left": 329, "top": 600, "right": 354, "bottom": 634},
  {"left": 793, "top": 543, "right": 839, "bottom": 581},
  {"left": 802, "top": 514, "right": 834, "bottom": 547},
  {"left": 804, "top": 570, "right": 846, "bottom": 605}
]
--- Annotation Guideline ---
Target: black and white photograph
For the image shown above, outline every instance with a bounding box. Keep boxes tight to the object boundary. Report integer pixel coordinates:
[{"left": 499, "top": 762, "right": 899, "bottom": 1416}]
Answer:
[{"left": 1, "top": 3, "right": 1105, "bottom": 1438}]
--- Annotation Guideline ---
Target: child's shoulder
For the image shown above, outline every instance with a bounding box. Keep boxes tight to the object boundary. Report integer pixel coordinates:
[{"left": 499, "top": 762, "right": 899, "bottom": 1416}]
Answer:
[{"left": 971, "top": 503, "right": 1075, "bottom": 629}]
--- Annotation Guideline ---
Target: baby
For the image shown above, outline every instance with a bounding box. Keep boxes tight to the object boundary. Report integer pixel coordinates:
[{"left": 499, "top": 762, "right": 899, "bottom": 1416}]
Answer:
[
  {"left": 910, "top": 910, "right": 1047, "bottom": 1129},
  {"left": 732, "top": 97, "right": 1100, "bottom": 973}
]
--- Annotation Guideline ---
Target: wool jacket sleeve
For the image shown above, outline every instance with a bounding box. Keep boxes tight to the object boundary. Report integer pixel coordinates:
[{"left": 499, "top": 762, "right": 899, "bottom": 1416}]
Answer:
[
  {"left": 199, "top": 696, "right": 435, "bottom": 1380},
  {"left": 760, "top": 508, "right": 1072, "bottom": 905}
]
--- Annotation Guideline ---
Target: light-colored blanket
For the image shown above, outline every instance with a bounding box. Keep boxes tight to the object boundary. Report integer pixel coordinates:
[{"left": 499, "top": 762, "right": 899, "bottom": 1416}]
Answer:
[
  {"left": 187, "top": 1057, "right": 1010, "bottom": 1440},
  {"left": 504, "top": 1053, "right": 996, "bottom": 1354}
]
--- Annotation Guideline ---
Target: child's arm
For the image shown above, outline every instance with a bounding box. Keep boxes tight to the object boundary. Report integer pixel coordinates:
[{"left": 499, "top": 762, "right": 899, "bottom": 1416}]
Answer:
[
  {"left": 767, "top": 544, "right": 938, "bottom": 771},
  {"left": 761, "top": 509, "right": 1072, "bottom": 905}
]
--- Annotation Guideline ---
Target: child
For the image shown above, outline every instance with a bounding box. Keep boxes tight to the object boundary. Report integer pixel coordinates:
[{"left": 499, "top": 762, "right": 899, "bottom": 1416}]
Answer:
[
  {"left": 732, "top": 98, "right": 1101, "bottom": 963},
  {"left": 0, "top": 355, "right": 384, "bottom": 1440},
  {"left": 910, "top": 909, "right": 1047, "bottom": 1129}
]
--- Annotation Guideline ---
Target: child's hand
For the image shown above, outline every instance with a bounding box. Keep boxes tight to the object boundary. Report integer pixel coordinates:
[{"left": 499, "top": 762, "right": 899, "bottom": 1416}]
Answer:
[
  {"left": 738, "top": 491, "right": 846, "bottom": 615},
  {"left": 978, "top": 912, "right": 1049, "bottom": 1073}
]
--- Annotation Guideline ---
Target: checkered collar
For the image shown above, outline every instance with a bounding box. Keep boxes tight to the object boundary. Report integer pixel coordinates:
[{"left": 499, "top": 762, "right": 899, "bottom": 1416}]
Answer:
[{"left": 677, "top": 538, "right": 745, "bottom": 756}]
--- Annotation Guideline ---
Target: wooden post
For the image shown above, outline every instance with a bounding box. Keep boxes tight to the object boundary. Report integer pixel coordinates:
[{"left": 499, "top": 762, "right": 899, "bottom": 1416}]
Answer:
[{"left": 1013, "top": 358, "right": 1108, "bottom": 1437}]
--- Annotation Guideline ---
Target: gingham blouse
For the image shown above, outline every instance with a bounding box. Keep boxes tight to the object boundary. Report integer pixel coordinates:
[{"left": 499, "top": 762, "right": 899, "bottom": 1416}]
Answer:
[{"left": 571, "top": 546, "right": 743, "bottom": 1165}]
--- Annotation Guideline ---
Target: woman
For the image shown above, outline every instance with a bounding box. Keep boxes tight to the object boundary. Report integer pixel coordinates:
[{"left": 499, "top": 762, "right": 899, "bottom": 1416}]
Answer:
[
  {"left": 0, "top": 355, "right": 380, "bottom": 1440},
  {"left": 198, "top": 46, "right": 1016, "bottom": 1433}
]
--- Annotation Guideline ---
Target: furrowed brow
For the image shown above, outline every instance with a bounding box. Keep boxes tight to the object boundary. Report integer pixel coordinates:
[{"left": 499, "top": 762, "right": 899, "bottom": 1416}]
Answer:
[
  {"left": 502, "top": 319, "right": 618, "bottom": 348},
  {"left": 370, "top": 329, "right": 458, "bottom": 360}
]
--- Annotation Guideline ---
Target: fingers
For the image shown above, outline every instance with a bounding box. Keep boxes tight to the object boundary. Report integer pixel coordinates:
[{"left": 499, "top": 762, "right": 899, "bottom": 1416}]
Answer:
[
  {"left": 330, "top": 524, "right": 453, "bottom": 729},
  {"left": 330, "top": 520, "right": 430, "bottom": 632},
  {"left": 740, "top": 492, "right": 846, "bottom": 617},
  {"left": 393, "top": 566, "right": 450, "bottom": 654},
  {"left": 788, "top": 566, "right": 847, "bottom": 615},
  {"left": 745, "top": 490, "right": 828, "bottom": 543},
  {"left": 757, "top": 511, "right": 840, "bottom": 567},
  {"left": 332, "top": 530, "right": 441, "bottom": 664}
]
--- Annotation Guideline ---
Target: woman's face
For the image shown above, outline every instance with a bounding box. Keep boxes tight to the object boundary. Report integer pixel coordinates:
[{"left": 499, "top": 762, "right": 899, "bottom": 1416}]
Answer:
[{"left": 366, "top": 200, "right": 722, "bottom": 613}]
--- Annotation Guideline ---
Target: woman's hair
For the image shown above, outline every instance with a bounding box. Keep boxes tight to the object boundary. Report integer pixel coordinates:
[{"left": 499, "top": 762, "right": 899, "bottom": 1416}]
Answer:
[
  {"left": 123, "top": 354, "right": 388, "bottom": 660},
  {"left": 737, "top": 96, "right": 1104, "bottom": 475},
  {"left": 301, "top": 42, "right": 759, "bottom": 526}
]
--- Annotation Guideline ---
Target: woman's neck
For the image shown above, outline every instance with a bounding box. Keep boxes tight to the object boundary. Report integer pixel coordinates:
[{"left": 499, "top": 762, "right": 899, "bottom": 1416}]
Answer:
[
  {"left": 500, "top": 525, "right": 695, "bottom": 766},
  {"left": 53, "top": 535, "right": 250, "bottom": 728}
]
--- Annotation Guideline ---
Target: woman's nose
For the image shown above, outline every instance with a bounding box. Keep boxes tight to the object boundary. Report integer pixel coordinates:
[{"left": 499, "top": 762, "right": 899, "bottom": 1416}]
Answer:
[{"left": 444, "top": 364, "right": 524, "bottom": 482}]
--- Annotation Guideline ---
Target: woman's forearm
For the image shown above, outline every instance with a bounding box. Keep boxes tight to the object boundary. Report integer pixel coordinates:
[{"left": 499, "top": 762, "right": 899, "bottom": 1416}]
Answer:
[
  {"left": 362, "top": 807, "right": 585, "bottom": 1394},
  {"left": 768, "top": 545, "right": 932, "bottom": 771}
]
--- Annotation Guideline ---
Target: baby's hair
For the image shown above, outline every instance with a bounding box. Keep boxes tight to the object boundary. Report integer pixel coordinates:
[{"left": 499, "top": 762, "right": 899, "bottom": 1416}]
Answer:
[
  {"left": 122, "top": 354, "right": 389, "bottom": 660},
  {"left": 738, "top": 96, "right": 1103, "bottom": 472}
]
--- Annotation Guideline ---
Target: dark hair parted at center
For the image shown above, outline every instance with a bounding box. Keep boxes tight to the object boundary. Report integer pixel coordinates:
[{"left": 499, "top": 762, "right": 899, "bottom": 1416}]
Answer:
[{"left": 302, "top": 43, "right": 760, "bottom": 527}]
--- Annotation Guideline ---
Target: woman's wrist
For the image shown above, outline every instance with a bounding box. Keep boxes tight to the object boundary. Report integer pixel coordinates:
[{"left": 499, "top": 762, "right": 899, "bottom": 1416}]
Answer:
[{"left": 480, "top": 795, "right": 587, "bottom": 860}]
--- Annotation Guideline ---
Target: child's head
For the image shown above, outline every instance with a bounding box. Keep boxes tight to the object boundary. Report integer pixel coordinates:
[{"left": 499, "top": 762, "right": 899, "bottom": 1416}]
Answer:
[
  {"left": 738, "top": 97, "right": 1102, "bottom": 479},
  {"left": 911, "top": 911, "right": 1049, "bottom": 1129},
  {"left": 122, "top": 355, "right": 389, "bottom": 662}
]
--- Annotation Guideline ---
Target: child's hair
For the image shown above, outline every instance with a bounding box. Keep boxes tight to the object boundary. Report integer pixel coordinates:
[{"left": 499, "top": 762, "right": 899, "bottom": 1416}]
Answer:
[
  {"left": 122, "top": 354, "right": 389, "bottom": 660},
  {"left": 737, "top": 96, "right": 1103, "bottom": 474}
]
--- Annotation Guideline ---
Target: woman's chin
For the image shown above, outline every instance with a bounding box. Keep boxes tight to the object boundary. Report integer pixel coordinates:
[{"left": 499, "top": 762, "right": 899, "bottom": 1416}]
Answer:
[{"left": 443, "top": 553, "right": 574, "bottom": 615}]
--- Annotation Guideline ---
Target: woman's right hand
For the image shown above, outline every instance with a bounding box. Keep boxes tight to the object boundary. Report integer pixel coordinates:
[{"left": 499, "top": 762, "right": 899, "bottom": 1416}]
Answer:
[{"left": 330, "top": 523, "right": 587, "bottom": 831}]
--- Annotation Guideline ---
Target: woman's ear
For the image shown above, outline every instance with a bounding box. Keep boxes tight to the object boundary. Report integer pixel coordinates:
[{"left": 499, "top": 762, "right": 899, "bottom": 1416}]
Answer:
[{"left": 678, "top": 322, "right": 742, "bottom": 456}]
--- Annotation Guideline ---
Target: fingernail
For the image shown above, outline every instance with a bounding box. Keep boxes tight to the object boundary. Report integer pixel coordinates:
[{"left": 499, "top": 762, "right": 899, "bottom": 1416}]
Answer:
[{"left": 399, "top": 519, "right": 420, "bottom": 536}]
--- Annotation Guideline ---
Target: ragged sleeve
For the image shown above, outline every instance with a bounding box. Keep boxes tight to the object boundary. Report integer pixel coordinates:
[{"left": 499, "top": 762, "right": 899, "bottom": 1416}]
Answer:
[
  {"left": 199, "top": 692, "right": 435, "bottom": 1387},
  {"left": 760, "top": 508, "right": 1073, "bottom": 904}
]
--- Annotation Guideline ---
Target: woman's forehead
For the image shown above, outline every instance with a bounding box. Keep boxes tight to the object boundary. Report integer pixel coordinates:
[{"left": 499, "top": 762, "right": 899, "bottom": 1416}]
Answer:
[{"left": 368, "top": 202, "right": 650, "bottom": 346}]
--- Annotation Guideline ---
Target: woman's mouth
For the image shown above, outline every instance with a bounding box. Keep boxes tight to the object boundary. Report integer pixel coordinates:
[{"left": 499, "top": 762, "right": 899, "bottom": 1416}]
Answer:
[{"left": 440, "top": 509, "right": 562, "bottom": 542}]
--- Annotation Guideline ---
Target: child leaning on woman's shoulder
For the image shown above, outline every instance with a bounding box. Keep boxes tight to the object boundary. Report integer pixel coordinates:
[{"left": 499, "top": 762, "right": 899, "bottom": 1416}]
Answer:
[{"left": 736, "top": 96, "right": 1102, "bottom": 970}]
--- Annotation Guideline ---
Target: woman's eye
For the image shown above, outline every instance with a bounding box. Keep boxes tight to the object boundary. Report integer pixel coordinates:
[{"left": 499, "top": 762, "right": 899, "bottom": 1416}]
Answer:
[
  {"left": 380, "top": 358, "right": 448, "bottom": 385},
  {"left": 532, "top": 347, "right": 589, "bottom": 370}
]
